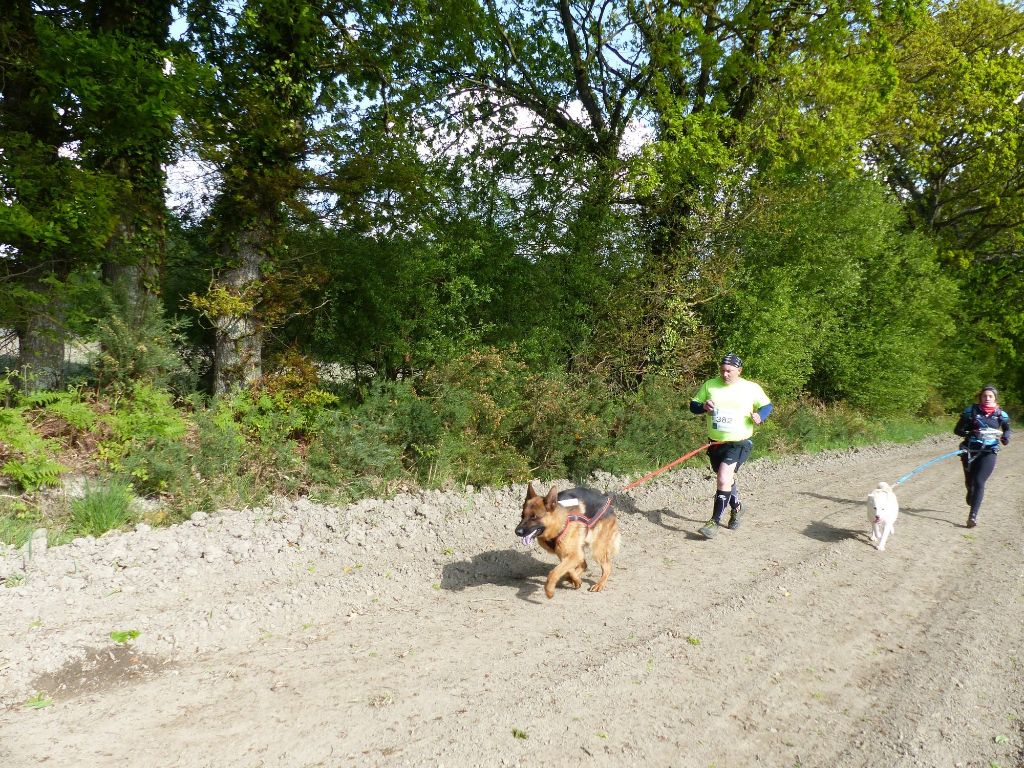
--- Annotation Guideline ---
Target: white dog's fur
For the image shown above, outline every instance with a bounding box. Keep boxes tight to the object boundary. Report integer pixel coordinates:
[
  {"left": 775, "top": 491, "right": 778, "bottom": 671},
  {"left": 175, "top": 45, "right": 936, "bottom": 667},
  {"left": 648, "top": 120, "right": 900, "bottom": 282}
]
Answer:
[{"left": 867, "top": 481, "right": 899, "bottom": 551}]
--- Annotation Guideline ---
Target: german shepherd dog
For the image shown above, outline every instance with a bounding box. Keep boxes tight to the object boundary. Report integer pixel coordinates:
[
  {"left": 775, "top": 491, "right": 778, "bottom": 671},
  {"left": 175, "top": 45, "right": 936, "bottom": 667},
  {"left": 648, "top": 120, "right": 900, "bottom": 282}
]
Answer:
[{"left": 515, "top": 483, "right": 621, "bottom": 599}]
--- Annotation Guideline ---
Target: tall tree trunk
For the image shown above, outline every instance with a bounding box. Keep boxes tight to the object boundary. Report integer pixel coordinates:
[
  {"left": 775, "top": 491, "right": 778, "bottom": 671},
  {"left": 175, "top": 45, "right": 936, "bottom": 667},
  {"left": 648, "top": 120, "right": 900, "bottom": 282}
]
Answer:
[
  {"left": 3, "top": 0, "right": 69, "bottom": 392},
  {"left": 212, "top": 230, "right": 263, "bottom": 394},
  {"left": 87, "top": 2, "right": 172, "bottom": 313},
  {"left": 17, "top": 267, "right": 66, "bottom": 392}
]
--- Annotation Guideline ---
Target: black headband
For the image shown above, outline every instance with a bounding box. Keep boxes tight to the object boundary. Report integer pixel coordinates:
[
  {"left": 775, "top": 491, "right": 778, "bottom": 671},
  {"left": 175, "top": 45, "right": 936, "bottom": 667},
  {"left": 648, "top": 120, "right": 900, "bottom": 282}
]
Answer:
[{"left": 721, "top": 353, "right": 743, "bottom": 368}]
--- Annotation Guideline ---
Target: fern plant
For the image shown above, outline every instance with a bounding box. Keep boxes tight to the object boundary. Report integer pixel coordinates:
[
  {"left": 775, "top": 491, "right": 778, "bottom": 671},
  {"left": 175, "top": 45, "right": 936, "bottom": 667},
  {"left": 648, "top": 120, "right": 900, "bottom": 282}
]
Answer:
[
  {"left": 21, "top": 389, "right": 99, "bottom": 432},
  {"left": 0, "top": 407, "right": 66, "bottom": 491},
  {"left": 90, "top": 288, "right": 187, "bottom": 393},
  {"left": 44, "top": 394, "right": 98, "bottom": 432}
]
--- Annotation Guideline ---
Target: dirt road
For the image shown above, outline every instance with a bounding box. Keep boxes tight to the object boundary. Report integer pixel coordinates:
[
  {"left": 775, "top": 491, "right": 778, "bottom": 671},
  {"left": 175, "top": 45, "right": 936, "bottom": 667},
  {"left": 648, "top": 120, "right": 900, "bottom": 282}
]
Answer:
[{"left": 1, "top": 436, "right": 1022, "bottom": 767}]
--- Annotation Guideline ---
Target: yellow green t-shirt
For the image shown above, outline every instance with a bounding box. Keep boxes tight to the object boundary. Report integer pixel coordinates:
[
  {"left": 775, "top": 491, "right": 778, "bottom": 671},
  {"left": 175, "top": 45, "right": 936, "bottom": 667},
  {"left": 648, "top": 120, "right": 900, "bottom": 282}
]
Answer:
[{"left": 692, "top": 377, "right": 771, "bottom": 442}]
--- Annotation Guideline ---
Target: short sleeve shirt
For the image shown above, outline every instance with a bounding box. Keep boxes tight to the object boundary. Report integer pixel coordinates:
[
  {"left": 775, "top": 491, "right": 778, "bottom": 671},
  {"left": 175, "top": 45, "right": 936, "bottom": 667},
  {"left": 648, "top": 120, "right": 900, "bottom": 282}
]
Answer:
[{"left": 693, "top": 377, "right": 771, "bottom": 442}]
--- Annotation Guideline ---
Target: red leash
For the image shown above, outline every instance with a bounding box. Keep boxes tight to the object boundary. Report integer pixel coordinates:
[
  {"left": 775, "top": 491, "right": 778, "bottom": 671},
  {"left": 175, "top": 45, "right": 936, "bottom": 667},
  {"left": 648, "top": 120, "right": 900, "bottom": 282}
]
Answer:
[{"left": 622, "top": 442, "right": 722, "bottom": 491}]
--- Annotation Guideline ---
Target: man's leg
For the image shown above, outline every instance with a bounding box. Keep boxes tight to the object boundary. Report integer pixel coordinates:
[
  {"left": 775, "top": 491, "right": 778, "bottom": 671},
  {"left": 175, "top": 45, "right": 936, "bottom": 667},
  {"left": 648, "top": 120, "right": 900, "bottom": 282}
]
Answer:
[
  {"left": 700, "top": 449, "right": 737, "bottom": 538},
  {"left": 726, "top": 441, "right": 752, "bottom": 530}
]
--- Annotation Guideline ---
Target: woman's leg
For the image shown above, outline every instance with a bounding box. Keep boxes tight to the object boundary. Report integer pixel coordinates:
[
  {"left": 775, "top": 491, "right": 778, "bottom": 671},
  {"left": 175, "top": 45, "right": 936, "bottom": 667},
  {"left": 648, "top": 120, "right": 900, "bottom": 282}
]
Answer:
[
  {"left": 967, "top": 452, "right": 998, "bottom": 525},
  {"left": 961, "top": 453, "right": 973, "bottom": 505}
]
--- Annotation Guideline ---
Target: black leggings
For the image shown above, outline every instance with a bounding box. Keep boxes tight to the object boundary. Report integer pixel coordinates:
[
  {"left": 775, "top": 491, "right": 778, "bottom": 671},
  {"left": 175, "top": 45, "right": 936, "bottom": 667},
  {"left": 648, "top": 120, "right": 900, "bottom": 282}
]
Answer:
[{"left": 962, "top": 450, "right": 998, "bottom": 520}]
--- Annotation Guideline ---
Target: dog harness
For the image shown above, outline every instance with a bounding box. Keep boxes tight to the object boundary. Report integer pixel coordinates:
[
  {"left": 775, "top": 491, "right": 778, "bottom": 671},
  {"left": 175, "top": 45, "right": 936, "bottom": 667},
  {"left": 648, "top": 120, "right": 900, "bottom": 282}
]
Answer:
[{"left": 547, "top": 496, "right": 613, "bottom": 546}]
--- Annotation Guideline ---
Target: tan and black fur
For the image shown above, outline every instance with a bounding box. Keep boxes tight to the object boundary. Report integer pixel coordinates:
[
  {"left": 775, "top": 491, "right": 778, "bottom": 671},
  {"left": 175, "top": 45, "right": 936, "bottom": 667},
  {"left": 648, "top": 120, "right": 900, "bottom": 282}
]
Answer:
[{"left": 515, "top": 483, "right": 621, "bottom": 599}]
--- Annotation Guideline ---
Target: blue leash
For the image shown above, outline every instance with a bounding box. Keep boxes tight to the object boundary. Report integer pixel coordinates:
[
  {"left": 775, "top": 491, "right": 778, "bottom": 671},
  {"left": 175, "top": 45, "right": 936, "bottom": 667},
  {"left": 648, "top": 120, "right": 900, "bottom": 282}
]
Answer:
[{"left": 892, "top": 449, "right": 965, "bottom": 487}]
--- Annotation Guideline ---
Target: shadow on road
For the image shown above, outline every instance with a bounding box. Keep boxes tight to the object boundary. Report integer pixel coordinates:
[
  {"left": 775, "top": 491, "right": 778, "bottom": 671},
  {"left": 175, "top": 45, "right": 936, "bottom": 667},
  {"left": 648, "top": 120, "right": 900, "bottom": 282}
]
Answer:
[
  {"left": 633, "top": 506, "right": 705, "bottom": 531},
  {"left": 801, "top": 491, "right": 863, "bottom": 507},
  {"left": 800, "top": 490, "right": 958, "bottom": 529},
  {"left": 440, "top": 548, "right": 555, "bottom": 602},
  {"left": 802, "top": 519, "right": 865, "bottom": 544}
]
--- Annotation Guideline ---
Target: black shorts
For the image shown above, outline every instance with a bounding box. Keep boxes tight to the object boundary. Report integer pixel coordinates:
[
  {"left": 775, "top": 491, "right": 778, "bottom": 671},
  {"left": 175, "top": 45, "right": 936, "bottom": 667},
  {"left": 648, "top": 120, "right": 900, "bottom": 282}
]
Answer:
[{"left": 708, "top": 439, "right": 752, "bottom": 472}]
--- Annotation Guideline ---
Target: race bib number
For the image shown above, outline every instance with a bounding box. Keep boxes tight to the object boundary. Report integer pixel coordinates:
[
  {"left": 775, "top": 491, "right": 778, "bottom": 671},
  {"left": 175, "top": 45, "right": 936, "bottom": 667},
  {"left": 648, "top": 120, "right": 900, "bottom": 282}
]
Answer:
[{"left": 712, "top": 408, "right": 744, "bottom": 431}]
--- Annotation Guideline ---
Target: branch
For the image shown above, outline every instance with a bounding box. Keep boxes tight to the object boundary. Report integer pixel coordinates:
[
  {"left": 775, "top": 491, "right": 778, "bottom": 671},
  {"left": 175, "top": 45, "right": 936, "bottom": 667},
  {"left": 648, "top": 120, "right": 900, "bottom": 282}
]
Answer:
[{"left": 558, "top": 0, "right": 607, "bottom": 134}]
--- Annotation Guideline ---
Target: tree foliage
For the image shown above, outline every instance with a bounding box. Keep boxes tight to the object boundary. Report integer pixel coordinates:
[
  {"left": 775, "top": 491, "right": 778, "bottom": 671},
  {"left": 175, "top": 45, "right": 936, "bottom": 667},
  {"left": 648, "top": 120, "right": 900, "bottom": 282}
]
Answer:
[
  {"left": 867, "top": 0, "right": 1024, "bottom": 396},
  {"left": 1, "top": 0, "right": 1021, "bottom": 417},
  {"left": 710, "top": 175, "right": 957, "bottom": 413}
]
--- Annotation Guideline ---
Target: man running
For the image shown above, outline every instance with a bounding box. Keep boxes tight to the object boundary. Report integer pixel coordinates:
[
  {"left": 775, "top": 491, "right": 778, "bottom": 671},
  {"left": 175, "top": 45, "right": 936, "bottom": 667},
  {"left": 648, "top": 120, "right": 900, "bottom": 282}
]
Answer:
[{"left": 690, "top": 353, "right": 773, "bottom": 539}]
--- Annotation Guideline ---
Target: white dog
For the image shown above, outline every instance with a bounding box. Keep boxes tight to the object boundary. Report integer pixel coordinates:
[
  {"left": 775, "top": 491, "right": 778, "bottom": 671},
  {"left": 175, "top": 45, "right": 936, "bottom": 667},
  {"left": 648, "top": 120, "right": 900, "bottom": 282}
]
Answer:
[{"left": 866, "top": 481, "right": 899, "bottom": 551}]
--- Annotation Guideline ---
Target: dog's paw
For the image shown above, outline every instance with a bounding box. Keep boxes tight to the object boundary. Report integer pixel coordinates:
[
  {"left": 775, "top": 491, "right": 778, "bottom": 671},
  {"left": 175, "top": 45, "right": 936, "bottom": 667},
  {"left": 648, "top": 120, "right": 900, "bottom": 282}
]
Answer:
[
  {"left": 544, "top": 588, "right": 555, "bottom": 599},
  {"left": 589, "top": 584, "right": 604, "bottom": 592}
]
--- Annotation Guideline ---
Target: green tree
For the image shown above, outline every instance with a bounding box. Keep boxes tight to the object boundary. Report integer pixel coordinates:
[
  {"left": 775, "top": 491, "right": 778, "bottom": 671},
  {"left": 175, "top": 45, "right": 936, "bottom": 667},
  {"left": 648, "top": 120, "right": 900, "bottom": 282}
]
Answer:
[
  {"left": 627, "top": 1, "right": 915, "bottom": 379},
  {"left": 0, "top": 2, "right": 118, "bottom": 390},
  {"left": 78, "top": 1, "right": 178, "bottom": 312},
  {"left": 415, "top": 0, "right": 651, "bottom": 375},
  {"left": 411, "top": 1, "right": 918, "bottom": 385},
  {"left": 711, "top": 175, "right": 957, "bottom": 414},
  {"left": 181, "top": 0, "right": 340, "bottom": 393},
  {"left": 867, "top": 0, "right": 1024, "bottom": 396}
]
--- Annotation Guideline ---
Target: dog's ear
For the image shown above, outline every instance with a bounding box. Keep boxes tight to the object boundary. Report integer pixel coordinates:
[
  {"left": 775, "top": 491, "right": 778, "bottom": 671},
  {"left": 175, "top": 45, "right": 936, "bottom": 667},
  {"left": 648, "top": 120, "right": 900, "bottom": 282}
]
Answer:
[
  {"left": 525, "top": 482, "right": 537, "bottom": 501},
  {"left": 544, "top": 485, "right": 559, "bottom": 509}
]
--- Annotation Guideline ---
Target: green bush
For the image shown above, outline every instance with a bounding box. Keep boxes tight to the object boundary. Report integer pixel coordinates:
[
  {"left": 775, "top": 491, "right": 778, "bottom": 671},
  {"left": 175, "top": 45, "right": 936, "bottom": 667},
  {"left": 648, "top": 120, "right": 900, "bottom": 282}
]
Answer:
[
  {"left": 604, "top": 375, "right": 706, "bottom": 476},
  {"left": 306, "top": 403, "right": 407, "bottom": 501},
  {"left": 118, "top": 435, "right": 195, "bottom": 498},
  {"left": 513, "top": 370, "right": 610, "bottom": 480},
  {"left": 193, "top": 398, "right": 248, "bottom": 480},
  {"left": 68, "top": 480, "right": 136, "bottom": 537},
  {"left": 102, "top": 383, "right": 191, "bottom": 499},
  {"left": 89, "top": 288, "right": 189, "bottom": 393},
  {"left": 713, "top": 176, "right": 956, "bottom": 413},
  {"left": 765, "top": 398, "right": 879, "bottom": 454},
  {"left": 226, "top": 390, "right": 305, "bottom": 494},
  {"left": 416, "top": 348, "right": 531, "bottom": 486},
  {"left": 0, "top": 406, "right": 66, "bottom": 491}
]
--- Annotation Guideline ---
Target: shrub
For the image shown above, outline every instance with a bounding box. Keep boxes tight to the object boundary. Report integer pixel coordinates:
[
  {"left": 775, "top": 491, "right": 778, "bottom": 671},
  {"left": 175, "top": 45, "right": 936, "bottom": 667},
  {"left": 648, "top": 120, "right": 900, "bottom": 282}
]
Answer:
[
  {"left": 117, "top": 436, "right": 195, "bottom": 498},
  {"left": 306, "top": 404, "right": 407, "bottom": 501},
  {"left": 416, "top": 348, "right": 531, "bottom": 486},
  {"left": 89, "top": 288, "right": 188, "bottom": 393},
  {"left": 604, "top": 375, "right": 705, "bottom": 477},
  {"left": 0, "top": 406, "right": 66, "bottom": 491},
  {"left": 192, "top": 398, "right": 248, "bottom": 480},
  {"left": 226, "top": 390, "right": 305, "bottom": 493},
  {"left": 101, "top": 383, "right": 191, "bottom": 500},
  {"left": 767, "top": 398, "right": 879, "bottom": 454},
  {"left": 513, "top": 370, "right": 610, "bottom": 480},
  {"left": 68, "top": 480, "right": 136, "bottom": 537}
]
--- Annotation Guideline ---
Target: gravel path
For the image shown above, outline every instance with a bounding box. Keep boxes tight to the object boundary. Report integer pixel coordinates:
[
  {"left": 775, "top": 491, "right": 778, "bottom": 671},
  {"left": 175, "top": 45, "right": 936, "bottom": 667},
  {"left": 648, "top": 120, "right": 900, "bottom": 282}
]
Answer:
[{"left": 1, "top": 435, "right": 1021, "bottom": 767}]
